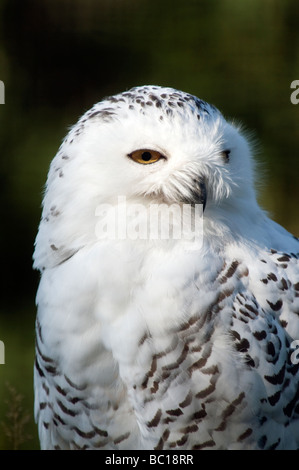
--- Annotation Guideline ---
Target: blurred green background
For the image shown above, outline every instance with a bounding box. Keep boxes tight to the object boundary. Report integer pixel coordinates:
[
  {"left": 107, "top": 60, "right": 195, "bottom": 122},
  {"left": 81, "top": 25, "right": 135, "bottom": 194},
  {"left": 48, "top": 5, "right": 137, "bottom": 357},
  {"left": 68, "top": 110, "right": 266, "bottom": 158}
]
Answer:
[{"left": 0, "top": 0, "right": 298, "bottom": 450}]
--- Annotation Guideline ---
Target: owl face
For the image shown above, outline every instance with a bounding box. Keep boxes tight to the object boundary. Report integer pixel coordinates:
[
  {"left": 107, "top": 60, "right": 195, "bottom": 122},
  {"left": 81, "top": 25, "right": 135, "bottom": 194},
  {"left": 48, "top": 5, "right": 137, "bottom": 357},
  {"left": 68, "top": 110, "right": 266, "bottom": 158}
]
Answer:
[
  {"left": 60, "top": 86, "right": 255, "bottom": 213},
  {"left": 34, "top": 86, "right": 257, "bottom": 269}
]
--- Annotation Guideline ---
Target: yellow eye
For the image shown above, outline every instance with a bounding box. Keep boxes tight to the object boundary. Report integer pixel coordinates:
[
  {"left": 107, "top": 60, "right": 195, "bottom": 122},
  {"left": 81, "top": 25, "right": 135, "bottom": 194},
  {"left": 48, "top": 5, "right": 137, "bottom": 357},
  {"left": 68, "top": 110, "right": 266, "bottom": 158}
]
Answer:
[{"left": 128, "top": 149, "right": 165, "bottom": 165}]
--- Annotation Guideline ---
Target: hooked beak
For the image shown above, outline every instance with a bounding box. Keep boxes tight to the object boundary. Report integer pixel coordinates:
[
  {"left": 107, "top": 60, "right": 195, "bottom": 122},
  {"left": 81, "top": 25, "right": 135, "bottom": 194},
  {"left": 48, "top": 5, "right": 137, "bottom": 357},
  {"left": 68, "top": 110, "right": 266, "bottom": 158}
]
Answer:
[{"left": 181, "top": 179, "right": 207, "bottom": 212}]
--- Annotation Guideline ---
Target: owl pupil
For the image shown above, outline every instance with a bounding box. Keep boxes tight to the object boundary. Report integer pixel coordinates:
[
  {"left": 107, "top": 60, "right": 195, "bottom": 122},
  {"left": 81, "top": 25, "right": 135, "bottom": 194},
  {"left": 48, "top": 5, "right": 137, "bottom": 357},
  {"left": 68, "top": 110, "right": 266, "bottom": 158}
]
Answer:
[{"left": 142, "top": 152, "right": 152, "bottom": 161}]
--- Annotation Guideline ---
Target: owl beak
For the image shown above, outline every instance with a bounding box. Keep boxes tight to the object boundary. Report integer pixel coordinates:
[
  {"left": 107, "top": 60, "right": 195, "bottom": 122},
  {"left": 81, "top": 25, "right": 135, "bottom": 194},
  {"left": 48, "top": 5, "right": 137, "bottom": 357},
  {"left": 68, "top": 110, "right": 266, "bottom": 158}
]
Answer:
[
  {"left": 162, "top": 178, "right": 207, "bottom": 211},
  {"left": 197, "top": 180, "right": 207, "bottom": 212},
  {"left": 186, "top": 179, "right": 207, "bottom": 212}
]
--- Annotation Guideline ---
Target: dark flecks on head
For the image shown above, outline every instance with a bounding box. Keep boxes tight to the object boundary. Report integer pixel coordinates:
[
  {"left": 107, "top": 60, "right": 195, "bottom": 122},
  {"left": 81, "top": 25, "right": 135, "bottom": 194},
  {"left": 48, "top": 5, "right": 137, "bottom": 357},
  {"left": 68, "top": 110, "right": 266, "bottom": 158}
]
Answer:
[{"left": 97, "top": 87, "right": 221, "bottom": 126}]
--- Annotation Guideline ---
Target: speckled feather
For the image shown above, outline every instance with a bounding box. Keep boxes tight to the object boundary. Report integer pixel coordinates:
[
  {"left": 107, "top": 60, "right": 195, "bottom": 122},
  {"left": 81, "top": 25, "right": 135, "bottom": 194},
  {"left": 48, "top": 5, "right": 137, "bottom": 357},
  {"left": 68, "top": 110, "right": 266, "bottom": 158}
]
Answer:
[{"left": 33, "top": 86, "right": 299, "bottom": 450}]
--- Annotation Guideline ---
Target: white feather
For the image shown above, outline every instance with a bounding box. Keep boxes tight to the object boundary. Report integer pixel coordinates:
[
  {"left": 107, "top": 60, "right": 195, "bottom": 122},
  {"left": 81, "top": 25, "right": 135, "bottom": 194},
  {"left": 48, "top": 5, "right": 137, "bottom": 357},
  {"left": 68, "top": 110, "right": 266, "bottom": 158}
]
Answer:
[{"left": 33, "top": 86, "right": 299, "bottom": 450}]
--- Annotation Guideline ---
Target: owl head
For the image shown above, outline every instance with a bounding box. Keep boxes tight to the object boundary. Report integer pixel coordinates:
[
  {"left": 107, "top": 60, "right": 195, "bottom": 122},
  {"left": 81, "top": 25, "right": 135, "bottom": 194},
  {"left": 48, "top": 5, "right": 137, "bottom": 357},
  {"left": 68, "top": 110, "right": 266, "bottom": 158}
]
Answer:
[{"left": 33, "top": 86, "right": 260, "bottom": 270}]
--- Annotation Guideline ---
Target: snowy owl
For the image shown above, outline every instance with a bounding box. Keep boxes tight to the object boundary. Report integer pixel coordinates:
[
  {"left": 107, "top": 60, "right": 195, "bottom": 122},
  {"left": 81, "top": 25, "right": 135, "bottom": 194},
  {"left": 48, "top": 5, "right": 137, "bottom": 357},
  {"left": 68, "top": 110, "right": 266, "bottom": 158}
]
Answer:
[{"left": 33, "top": 85, "right": 299, "bottom": 450}]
